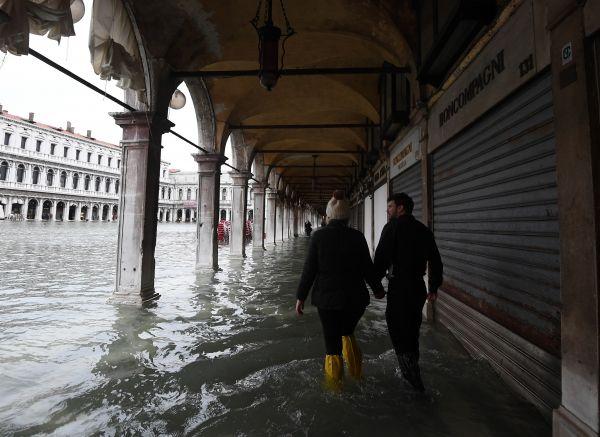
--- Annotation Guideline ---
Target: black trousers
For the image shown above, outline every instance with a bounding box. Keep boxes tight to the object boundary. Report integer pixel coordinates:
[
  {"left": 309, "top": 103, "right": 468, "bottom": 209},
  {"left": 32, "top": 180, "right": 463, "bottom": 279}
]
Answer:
[
  {"left": 317, "top": 307, "right": 365, "bottom": 355},
  {"left": 385, "top": 281, "right": 427, "bottom": 355}
]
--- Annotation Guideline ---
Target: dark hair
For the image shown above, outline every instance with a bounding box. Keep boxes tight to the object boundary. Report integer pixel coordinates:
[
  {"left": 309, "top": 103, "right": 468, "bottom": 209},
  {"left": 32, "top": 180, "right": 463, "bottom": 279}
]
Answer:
[{"left": 388, "top": 192, "right": 414, "bottom": 214}]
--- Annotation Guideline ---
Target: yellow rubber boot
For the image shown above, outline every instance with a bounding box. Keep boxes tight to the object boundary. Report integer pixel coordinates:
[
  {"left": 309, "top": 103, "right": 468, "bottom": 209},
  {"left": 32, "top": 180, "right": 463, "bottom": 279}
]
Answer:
[
  {"left": 342, "top": 335, "right": 362, "bottom": 380},
  {"left": 324, "top": 355, "right": 344, "bottom": 391}
]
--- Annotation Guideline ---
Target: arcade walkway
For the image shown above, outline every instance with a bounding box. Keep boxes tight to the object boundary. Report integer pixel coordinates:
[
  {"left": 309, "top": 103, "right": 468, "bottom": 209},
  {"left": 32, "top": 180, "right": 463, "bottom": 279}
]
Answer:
[{"left": 0, "top": 222, "right": 549, "bottom": 435}]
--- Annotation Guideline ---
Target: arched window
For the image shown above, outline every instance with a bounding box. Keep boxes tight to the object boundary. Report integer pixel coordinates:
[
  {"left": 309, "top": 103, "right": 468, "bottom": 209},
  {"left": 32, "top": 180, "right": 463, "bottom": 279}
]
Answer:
[
  {"left": 32, "top": 166, "right": 40, "bottom": 185},
  {"left": 0, "top": 161, "right": 7, "bottom": 181},
  {"left": 72, "top": 173, "right": 79, "bottom": 189},
  {"left": 222, "top": 188, "right": 227, "bottom": 200},
  {"left": 105, "top": 178, "right": 111, "bottom": 193},
  {"left": 95, "top": 177, "right": 101, "bottom": 191},
  {"left": 179, "top": 189, "right": 183, "bottom": 200},
  {"left": 161, "top": 186, "right": 165, "bottom": 199},
  {"left": 60, "top": 171, "right": 67, "bottom": 188},
  {"left": 115, "top": 180, "right": 120, "bottom": 194},
  {"left": 16, "top": 164, "right": 25, "bottom": 183},
  {"left": 84, "top": 175, "right": 91, "bottom": 190},
  {"left": 46, "top": 169, "right": 54, "bottom": 186},
  {"left": 187, "top": 188, "right": 191, "bottom": 200},
  {"left": 168, "top": 188, "right": 172, "bottom": 200}
]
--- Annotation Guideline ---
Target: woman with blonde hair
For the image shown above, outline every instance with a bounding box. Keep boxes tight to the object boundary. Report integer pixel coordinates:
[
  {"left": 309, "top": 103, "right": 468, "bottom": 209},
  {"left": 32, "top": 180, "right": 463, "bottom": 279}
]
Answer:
[{"left": 296, "top": 191, "right": 385, "bottom": 387}]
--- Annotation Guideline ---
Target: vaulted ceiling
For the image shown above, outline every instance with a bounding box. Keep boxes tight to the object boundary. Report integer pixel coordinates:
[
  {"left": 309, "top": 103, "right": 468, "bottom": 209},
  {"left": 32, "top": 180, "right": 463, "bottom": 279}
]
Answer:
[{"left": 129, "top": 0, "right": 418, "bottom": 207}]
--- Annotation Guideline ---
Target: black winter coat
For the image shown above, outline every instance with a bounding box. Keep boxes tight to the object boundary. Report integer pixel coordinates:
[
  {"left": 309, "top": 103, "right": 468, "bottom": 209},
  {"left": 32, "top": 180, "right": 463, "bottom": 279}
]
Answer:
[
  {"left": 374, "top": 214, "right": 443, "bottom": 295},
  {"left": 296, "top": 220, "right": 384, "bottom": 310}
]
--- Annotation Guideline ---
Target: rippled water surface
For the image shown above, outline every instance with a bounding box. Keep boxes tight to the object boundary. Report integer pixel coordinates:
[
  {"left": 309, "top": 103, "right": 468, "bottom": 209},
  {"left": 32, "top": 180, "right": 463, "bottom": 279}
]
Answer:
[{"left": 0, "top": 222, "right": 549, "bottom": 436}]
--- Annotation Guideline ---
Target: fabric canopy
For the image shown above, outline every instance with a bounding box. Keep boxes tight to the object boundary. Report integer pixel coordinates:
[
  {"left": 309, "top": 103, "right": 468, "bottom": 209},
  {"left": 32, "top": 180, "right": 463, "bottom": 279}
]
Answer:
[
  {"left": 89, "top": 0, "right": 145, "bottom": 96},
  {"left": 0, "top": 0, "right": 75, "bottom": 55}
]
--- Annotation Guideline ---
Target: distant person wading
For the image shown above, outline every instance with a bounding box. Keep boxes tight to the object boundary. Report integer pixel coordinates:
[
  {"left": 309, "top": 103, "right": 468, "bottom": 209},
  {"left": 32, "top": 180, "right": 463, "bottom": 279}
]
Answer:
[{"left": 296, "top": 191, "right": 385, "bottom": 389}]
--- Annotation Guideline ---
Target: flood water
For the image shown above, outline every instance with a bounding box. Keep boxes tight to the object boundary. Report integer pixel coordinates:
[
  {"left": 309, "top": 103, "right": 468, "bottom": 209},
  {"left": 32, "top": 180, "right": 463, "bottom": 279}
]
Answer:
[{"left": 0, "top": 222, "right": 550, "bottom": 436}]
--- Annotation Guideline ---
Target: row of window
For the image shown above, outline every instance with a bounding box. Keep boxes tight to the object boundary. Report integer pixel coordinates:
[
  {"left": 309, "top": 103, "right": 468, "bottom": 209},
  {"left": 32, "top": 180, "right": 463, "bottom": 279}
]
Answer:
[
  {"left": 0, "top": 161, "right": 119, "bottom": 193},
  {"left": 161, "top": 186, "right": 197, "bottom": 201},
  {"left": 3, "top": 132, "right": 120, "bottom": 168}
]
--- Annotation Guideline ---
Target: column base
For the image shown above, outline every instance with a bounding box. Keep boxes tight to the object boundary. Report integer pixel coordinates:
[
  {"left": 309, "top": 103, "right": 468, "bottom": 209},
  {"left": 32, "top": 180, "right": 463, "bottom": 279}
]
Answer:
[
  {"left": 108, "top": 289, "right": 161, "bottom": 305},
  {"left": 553, "top": 406, "right": 599, "bottom": 437}
]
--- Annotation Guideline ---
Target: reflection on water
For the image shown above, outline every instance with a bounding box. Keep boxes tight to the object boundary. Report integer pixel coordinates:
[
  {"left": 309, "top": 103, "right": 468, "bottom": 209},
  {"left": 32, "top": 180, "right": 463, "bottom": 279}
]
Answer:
[{"left": 0, "top": 222, "right": 549, "bottom": 436}]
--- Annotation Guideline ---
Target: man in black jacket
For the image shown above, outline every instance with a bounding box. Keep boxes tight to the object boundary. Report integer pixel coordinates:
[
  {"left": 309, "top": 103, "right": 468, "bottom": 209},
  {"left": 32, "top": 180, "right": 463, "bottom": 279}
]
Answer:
[
  {"left": 374, "top": 192, "right": 443, "bottom": 391},
  {"left": 296, "top": 191, "right": 385, "bottom": 387}
]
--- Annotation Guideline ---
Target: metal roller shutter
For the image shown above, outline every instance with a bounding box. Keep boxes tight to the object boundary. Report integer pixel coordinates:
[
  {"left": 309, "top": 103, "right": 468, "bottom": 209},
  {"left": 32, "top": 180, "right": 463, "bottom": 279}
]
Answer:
[
  {"left": 390, "top": 161, "right": 422, "bottom": 222},
  {"left": 432, "top": 71, "right": 560, "bottom": 355}
]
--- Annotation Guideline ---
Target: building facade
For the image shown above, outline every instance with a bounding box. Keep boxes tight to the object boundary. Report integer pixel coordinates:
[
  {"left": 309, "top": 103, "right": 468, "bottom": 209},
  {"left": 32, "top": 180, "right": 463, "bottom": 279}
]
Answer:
[{"left": 0, "top": 110, "right": 253, "bottom": 222}]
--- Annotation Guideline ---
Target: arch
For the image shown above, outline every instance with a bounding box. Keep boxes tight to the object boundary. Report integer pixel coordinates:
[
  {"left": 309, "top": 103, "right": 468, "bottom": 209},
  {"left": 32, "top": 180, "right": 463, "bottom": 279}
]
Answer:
[
  {"left": 92, "top": 205, "right": 99, "bottom": 221},
  {"left": 16, "top": 164, "right": 25, "bottom": 183},
  {"left": 222, "top": 188, "right": 227, "bottom": 200},
  {"left": 56, "top": 201, "right": 65, "bottom": 221},
  {"left": 46, "top": 169, "right": 54, "bottom": 186},
  {"left": 80, "top": 205, "right": 89, "bottom": 221},
  {"left": 185, "top": 209, "right": 191, "bottom": 222},
  {"left": 0, "top": 161, "right": 7, "bottom": 181},
  {"left": 95, "top": 177, "right": 101, "bottom": 192},
  {"left": 248, "top": 209, "right": 254, "bottom": 221},
  {"left": 112, "top": 205, "right": 118, "bottom": 221},
  {"left": 161, "top": 186, "right": 165, "bottom": 199},
  {"left": 72, "top": 173, "right": 80, "bottom": 189},
  {"left": 177, "top": 209, "right": 183, "bottom": 222},
  {"left": 159, "top": 209, "right": 164, "bottom": 222},
  {"left": 102, "top": 205, "right": 109, "bottom": 221},
  {"left": 168, "top": 188, "right": 172, "bottom": 199},
  {"left": 220, "top": 209, "right": 227, "bottom": 220},
  {"left": 166, "top": 210, "right": 171, "bottom": 222},
  {"left": 105, "top": 178, "right": 112, "bottom": 193},
  {"left": 115, "top": 180, "right": 120, "bottom": 194},
  {"left": 178, "top": 189, "right": 183, "bottom": 200},
  {"left": 32, "top": 166, "right": 40, "bottom": 185},
  {"left": 187, "top": 188, "right": 191, "bottom": 200},
  {"left": 84, "top": 175, "right": 91, "bottom": 190},
  {"left": 42, "top": 200, "right": 52, "bottom": 220},
  {"left": 68, "top": 204, "right": 77, "bottom": 221},
  {"left": 26, "top": 199, "right": 37, "bottom": 220},
  {"left": 59, "top": 171, "right": 67, "bottom": 188}
]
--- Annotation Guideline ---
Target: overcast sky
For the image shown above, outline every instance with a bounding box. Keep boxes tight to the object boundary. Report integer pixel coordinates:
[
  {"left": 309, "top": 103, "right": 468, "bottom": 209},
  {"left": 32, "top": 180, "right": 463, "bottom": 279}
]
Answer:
[{"left": 0, "top": 0, "right": 201, "bottom": 171}]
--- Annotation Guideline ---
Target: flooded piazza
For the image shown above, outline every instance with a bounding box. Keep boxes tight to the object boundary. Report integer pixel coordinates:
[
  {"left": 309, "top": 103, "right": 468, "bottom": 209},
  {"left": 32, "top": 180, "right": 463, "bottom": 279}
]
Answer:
[{"left": 0, "top": 222, "right": 549, "bottom": 436}]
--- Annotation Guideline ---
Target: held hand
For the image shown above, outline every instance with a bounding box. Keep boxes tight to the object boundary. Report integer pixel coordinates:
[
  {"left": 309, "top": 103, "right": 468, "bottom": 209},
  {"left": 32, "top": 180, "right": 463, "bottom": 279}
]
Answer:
[
  {"left": 427, "top": 292, "right": 437, "bottom": 302},
  {"left": 374, "top": 289, "right": 386, "bottom": 299},
  {"left": 296, "top": 299, "right": 304, "bottom": 316}
]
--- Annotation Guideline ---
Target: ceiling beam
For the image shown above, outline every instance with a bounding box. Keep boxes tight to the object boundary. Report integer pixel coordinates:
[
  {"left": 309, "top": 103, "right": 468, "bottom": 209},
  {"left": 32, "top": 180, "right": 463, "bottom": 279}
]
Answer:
[
  {"left": 258, "top": 149, "right": 364, "bottom": 154},
  {"left": 273, "top": 164, "right": 356, "bottom": 168},
  {"left": 172, "top": 65, "right": 409, "bottom": 79},
  {"left": 230, "top": 123, "right": 373, "bottom": 130}
]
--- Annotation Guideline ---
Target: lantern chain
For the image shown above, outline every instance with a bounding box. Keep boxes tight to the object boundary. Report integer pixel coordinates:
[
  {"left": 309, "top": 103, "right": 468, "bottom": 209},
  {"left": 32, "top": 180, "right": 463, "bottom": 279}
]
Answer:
[{"left": 250, "top": 0, "right": 263, "bottom": 30}]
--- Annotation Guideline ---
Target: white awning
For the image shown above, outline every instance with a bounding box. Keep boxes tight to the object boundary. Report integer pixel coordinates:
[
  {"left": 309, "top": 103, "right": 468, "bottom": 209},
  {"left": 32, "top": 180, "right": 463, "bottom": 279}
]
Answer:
[
  {"left": 89, "top": 0, "right": 145, "bottom": 95},
  {"left": 0, "top": 0, "right": 75, "bottom": 55}
]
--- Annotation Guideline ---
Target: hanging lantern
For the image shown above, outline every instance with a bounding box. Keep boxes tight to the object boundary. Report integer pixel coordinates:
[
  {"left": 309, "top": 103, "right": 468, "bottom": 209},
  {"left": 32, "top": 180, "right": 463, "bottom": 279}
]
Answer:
[
  {"left": 70, "top": 0, "right": 85, "bottom": 24},
  {"left": 169, "top": 89, "right": 187, "bottom": 110},
  {"left": 251, "top": 0, "right": 295, "bottom": 91}
]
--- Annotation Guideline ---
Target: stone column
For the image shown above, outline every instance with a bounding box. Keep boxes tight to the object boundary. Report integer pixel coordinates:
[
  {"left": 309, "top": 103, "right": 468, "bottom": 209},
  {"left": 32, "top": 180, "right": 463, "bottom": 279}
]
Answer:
[
  {"left": 549, "top": 4, "right": 600, "bottom": 436},
  {"left": 265, "top": 188, "right": 277, "bottom": 246},
  {"left": 194, "top": 153, "right": 222, "bottom": 270},
  {"left": 111, "top": 111, "right": 172, "bottom": 304},
  {"left": 35, "top": 198, "right": 43, "bottom": 221},
  {"left": 51, "top": 200, "right": 58, "bottom": 221},
  {"left": 252, "top": 182, "right": 266, "bottom": 249},
  {"left": 283, "top": 200, "right": 290, "bottom": 240},
  {"left": 277, "top": 197, "right": 284, "bottom": 242},
  {"left": 5, "top": 196, "right": 12, "bottom": 216},
  {"left": 229, "top": 171, "right": 251, "bottom": 257},
  {"left": 75, "top": 203, "right": 82, "bottom": 222},
  {"left": 293, "top": 203, "right": 299, "bottom": 237},
  {"left": 106, "top": 204, "right": 112, "bottom": 222}
]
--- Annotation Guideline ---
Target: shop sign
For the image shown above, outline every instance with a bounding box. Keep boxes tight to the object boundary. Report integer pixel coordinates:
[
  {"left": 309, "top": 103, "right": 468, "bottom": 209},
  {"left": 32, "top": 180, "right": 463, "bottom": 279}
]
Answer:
[
  {"left": 428, "top": 1, "right": 537, "bottom": 151},
  {"left": 389, "top": 127, "right": 421, "bottom": 179}
]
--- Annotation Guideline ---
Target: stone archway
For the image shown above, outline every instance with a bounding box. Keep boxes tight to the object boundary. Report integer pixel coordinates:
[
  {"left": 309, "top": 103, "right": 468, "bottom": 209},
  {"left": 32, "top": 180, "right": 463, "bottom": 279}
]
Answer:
[
  {"left": 55, "top": 201, "right": 65, "bottom": 221},
  {"left": 92, "top": 205, "right": 99, "bottom": 221},
  {"left": 159, "top": 209, "right": 164, "bottom": 222},
  {"left": 68, "top": 204, "right": 77, "bottom": 221},
  {"left": 80, "top": 205, "right": 88, "bottom": 221},
  {"left": 26, "top": 199, "right": 37, "bottom": 220},
  {"left": 166, "top": 210, "right": 171, "bottom": 222},
  {"left": 177, "top": 209, "right": 183, "bottom": 222},
  {"left": 42, "top": 200, "right": 52, "bottom": 220},
  {"left": 185, "top": 209, "right": 191, "bottom": 222},
  {"left": 102, "top": 205, "right": 109, "bottom": 221},
  {"left": 112, "top": 205, "right": 118, "bottom": 221}
]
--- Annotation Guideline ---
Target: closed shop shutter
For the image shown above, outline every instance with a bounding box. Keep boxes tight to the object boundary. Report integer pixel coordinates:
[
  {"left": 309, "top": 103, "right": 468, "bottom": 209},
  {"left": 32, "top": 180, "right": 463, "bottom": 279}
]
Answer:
[
  {"left": 432, "top": 72, "right": 560, "bottom": 355},
  {"left": 389, "top": 161, "right": 422, "bottom": 222}
]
